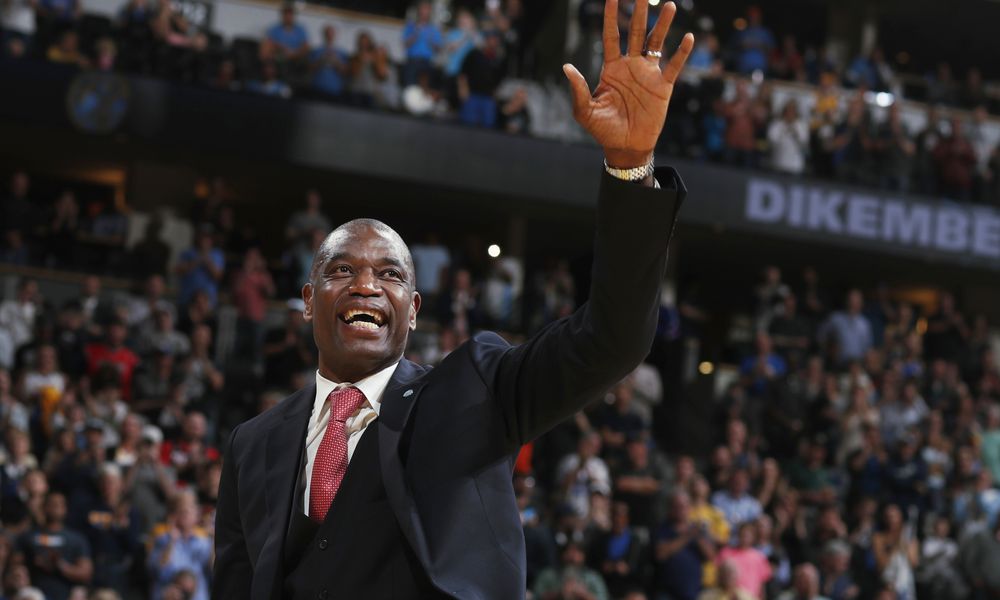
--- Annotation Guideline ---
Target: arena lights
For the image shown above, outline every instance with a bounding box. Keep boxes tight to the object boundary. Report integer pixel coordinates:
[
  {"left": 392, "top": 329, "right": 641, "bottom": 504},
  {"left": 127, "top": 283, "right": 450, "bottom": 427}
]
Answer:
[
  {"left": 698, "top": 361, "right": 714, "bottom": 375},
  {"left": 487, "top": 244, "right": 502, "bottom": 258},
  {"left": 649, "top": 0, "right": 660, "bottom": 5}
]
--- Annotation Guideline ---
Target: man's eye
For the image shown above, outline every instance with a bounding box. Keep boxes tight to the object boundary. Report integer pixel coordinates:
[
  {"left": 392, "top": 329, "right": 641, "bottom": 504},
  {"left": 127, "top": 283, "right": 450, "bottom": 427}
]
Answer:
[
  {"left": 383, "top": 269, "right": 401, "bottom": 279},
  {"left": 335, "top": 265, "right": 352, "bottom": 274}
]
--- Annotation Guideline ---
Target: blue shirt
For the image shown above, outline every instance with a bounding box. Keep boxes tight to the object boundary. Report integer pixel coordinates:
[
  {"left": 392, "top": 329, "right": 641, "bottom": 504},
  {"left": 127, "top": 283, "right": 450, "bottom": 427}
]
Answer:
[
  {"left": 311, "top": 46, "right": 349, "bottom": 95},
  {"left": 40, "top": 0, "right": 75, "bottom": 20},
  {"left": 819, "top": 311, "right": 873, "bottom": 363},
  {"left": 711, "top": 490, "right": 763, "bottom": 531},
  {"left": 178, "top": 248, "right": 225, "bottom": 307},
  {"left": 148, "top": 531, "right": 212, "bottom": 600},
  {"left": 443, "top": 28, "right": 478, "bottom": 76},
  {"left": 655, "top": 523, "right": 704, "bottom": 600},
  {"left": 735, "top": 25, "right": 775, "bottom": 73},
  {"left": 403, "top": 21, "right": 442, "bottom": 60},
  {"left": 267, "top": 23, "right": 308, "bottom": 51}
]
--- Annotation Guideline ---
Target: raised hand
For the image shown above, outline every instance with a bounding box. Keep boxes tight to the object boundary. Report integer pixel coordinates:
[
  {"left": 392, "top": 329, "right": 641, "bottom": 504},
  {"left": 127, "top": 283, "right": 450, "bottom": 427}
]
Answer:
[{"left": 563, "top": 0, "right": 694, "bottom": 168}]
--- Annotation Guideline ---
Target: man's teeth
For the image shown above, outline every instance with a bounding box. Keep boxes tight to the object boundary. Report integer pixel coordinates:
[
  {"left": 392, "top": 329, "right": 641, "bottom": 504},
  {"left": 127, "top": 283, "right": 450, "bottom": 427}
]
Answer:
[
  {"left": 342, "top": 309, "right": 384, "bottom": 326},
  {"left": 348, "top": 320, "right": 380, "bottom": 330}
]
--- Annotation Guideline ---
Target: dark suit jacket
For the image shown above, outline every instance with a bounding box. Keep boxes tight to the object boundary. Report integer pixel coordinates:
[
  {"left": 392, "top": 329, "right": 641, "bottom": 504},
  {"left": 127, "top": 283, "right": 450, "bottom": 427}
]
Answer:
[{"left": 213, "top": 169, "right": 686, "bottom": 600}]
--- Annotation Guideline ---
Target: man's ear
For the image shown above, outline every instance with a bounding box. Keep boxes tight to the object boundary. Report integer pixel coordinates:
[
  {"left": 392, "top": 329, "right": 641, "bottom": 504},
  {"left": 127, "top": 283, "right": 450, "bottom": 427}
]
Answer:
[
  {"left": 409, "top": 291, "right": 421, "bottom": 331},
  {"left": 302, "top": 283, "right": 314, "bottom": 322}
]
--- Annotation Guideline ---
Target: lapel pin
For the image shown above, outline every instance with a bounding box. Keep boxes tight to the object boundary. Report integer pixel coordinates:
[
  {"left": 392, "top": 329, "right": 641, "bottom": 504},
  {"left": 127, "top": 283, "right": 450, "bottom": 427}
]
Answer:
[{"left": 403, "top": 389, "right": 414, "bottom": 397}]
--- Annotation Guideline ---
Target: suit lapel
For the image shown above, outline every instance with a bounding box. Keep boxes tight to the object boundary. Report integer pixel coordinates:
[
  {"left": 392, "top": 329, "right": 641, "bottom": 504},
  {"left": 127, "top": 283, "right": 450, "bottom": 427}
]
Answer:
[
  {"left": 259, "top": 382, "right": 314, "bottom": 596},
  {"left": 378, "top": 359, "right": 433, "bottom": 567}
]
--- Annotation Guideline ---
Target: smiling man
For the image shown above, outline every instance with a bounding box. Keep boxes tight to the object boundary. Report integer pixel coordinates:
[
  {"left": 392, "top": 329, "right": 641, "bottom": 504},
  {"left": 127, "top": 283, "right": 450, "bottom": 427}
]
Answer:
[{"left": 213, "top": 1, "right": 693, "bottom": 598}]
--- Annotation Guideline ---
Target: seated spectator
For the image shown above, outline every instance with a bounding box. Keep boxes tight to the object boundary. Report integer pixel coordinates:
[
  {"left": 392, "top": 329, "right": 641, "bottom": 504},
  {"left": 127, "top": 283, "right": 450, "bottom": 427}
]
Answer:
[
  {"left": 149, "top": 2, "right": 205, "bottom": 51},
  {"left": 147, "top": 491, "right": 211, "bottom": 600},
  {"left": 159, "top": 411, "right": 218, "bottom": 486},
  {"left": 175, "top": 229, "right": 225, "bottom": 310},
  {"left": 247, "top": 60, "right": 293, "bottom": 98},
  {"left": 717, "top": 522, "right": 773, "bottom": 599},
  {"left": 310, "top": 24, "right": 350, "bottom": 101},
  {"left": 711, "top": 469, "right": 763, "bottom": 533},
  {"left": 262, "top": 299, "right": 313, "bottom": 389},
  {"left": 687, "top": 33, "right": 718, "bottom": 70},
  {"left": 14, "top": 491, "right": 94, "bottom": 600},
  {"left": 45, "top": 29, "right": 90, "bottom": 68},
  {"left": 129, "top": 218, "right": 171, "bottom": 278},
  {"left": 123, "top": 425, "right": 175, "bottom": 530},
  {"left": 768, "top": 100, "right": 809, "bottom": 174},
  {"left": 126, "top": 274, "right": 173, "bottom": 332},
  {"left": 285, "top": 189, "right": 331, "bottom": 244},
  {"left": 0, "top": 0, "right": 36, "bottom": 58},
  {"left": 78, "top": 200, "right": 128, "bottom": 274},
  {"left": 401, "top": 0, "right": 442, "bottom": 86},
  {"left": 776, "top": 563, "right": 827, "bottom": 600},
  {"left": 697, "top": 560, "right": 756, "bottom": 600},
  {"left": 734, "top": 6, "right": 775, "bottom": 74},
  {"left": 818, "top": 540, "right": 857, "bottom": 600},
  {"left": 533, "top": 540, "right": 610, "bottom": 600},
  {"left": 788, "top": 438, "right": 837, "bottom": 506},
  {"left": 263, "top": 4, "right": 309, "bottom": 63},
  {"left": 655, "top": 490, "right": 714, "bottom": 600},
  {"left": 138, "top": 308, "right": 190, "bottom": 359},
  {"left": 614, "top": 437, "right": 664, "bottom": 529},
  {"left": 175, "top": 324, "right": 223, "bottom": 413},
  {"left": 770, "top": 34, "right": 804, "bottom": 80},
  {"left": 597, "top": 378, "right": 646, "bottom": 455}
]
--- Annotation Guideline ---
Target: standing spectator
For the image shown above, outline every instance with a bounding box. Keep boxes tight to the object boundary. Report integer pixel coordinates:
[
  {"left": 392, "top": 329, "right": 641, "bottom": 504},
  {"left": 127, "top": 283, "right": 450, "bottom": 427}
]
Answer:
[
  {"left": 401, "top": 0, "right": 442, "bottom": 86},
  {"left": 441, "top": 8, "right": 479, "bottom": 98},
  {"left": 914, "top": 105, "right": 945, "bottom": 195},
  {"left": 556, "top": 432, "right": 612, "bottom": 519},
  {"left": 741, "top": 332, "right": 787, "bottom": 397},
  {"left": 247, "top": 60, "right": 293, "bottom": 98},
  {"left": 262, "top": 299, "right": 314, "bottom": 389},
  {"left": 14, "top": 492, "right": 93, "bottom": 600},
  {"left": 232, "top": 247, "right": 275, "bottom": 359},
  {"left": 458, "top": 30, "right": 507, "bottom": 128},
  {"left": 123, "top": 425, "right": 176, "bottom": 531},
  {"left": 285, "top": 189, "right": 331, "bottom": 245},
  {"left": 174, "top": 228, "right": 224, "bottom": 310},
  {"left": 968, "top": 105, "right": 996, "bottom": 202},
  {"left": 126, "top": 274, "right": 173, "bottom": 333},
  {"left": 147, "top": 491, "right": 211, "bottom": 600},
  {"left": 0, "top": 278, "right": 40, "bottom": 350},
  {"left": 44, "top": 190, "right": 81, "bottom": 268},
  {"left": 159, "top": 411, "right": 218, "bottom": 486},
  {"left": 264, "top": 4, "right": 309, "bottom": 63},
  {"left": 175, "top": 324, "right": 224, "bottom": 414},
  {"left": 917, "top": 516, "right": 966, "bottom": 600},
  {"left": 83, "top": 320, "right": 140, "bottom": 403},
  {"left": 724, "top": 81, "right": 762, "bottom": 167},
  {"left": 310, "top": 24, "right": 350, "bottom": 101},
  {"left": 733, "top": 6, "right": 775, "bottom": 75},
  {"left": 717, "top": 522, "right": 773, "bottom": 600},
  {"left": 589, "top": 502, "right": 643, "bottom": 598},
  {"left": 923, "top": 291, "right": 968, "bottom": 363},
  {"left": 138, "top": 308, "right": 190, "bottom": 359},
  {"left": 770, "top": 34, "right": 804, "bottom": 81},
  {"left": 689, "top": 475, "right": 730, "bottom": 589},
  {"left": 347, "top": 31, "right": 390, "bottom": 108},
  {"left": 711, "top": 469, "right": 763, "bottom": 533},
  {"left": 130, "top": 218, "right": 171, "bottom": 278},
  {"left": 818, "top": 290, "right": 873, "bottom": 366},
  {"left": 654, "top": 490, "right": 714, "bottom": 600},
  {"left": 829, "top": 97, "right": 870, "bottom": 185},
  {"left": 768, "top": 100, "right": 809, "bottom": 174},
  {"left": 933, "top": 116, "right": 977, "bottom": 201},
  {"left": 614, "top": 437, "right": 663, "bottom": 529},
  {"left": 46, "top": 30, "right": 89, "bottom": 67},
  {"left": 872, "top": 103, "right": 915, "bottom": 192},
  {"left": 871, "top": 504, "right": 918, "bottom": 600},
  {"left": 72, "top": 464, "right": 141, "bottom": 594},
  {"left": 818, "top": 541, "right": 857, "bottom": 600}
]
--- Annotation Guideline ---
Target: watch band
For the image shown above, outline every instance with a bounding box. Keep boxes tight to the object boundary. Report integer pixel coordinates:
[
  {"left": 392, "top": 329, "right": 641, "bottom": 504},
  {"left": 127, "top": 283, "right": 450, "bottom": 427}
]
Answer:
[{"left": 604, "top": 158, "right": 655, "bottom": 182}]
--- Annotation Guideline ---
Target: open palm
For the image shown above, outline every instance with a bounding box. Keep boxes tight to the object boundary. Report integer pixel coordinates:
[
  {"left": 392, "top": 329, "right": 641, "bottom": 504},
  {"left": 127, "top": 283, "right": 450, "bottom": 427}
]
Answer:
[{"left": 564, "top": 0, "right": 694, "bottom": 167}]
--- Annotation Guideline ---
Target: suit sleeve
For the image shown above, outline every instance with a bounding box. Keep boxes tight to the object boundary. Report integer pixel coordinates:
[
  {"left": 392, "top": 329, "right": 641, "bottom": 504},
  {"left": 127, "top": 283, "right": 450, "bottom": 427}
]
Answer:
[
  {"left": 212, "top": 423, "right": 252, "bottom": 599},
  {"left": 478, "top": 167, "right": 686, "bottom": 450}
]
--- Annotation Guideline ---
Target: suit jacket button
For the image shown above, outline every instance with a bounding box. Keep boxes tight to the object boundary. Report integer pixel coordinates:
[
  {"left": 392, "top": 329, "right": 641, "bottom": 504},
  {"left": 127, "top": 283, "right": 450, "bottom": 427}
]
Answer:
[
  {"left": 318, "top": 538, "right": 328, "bottom": 550},
  {"left": 317, "top": 589, "right": 329, "bottom": 600}
]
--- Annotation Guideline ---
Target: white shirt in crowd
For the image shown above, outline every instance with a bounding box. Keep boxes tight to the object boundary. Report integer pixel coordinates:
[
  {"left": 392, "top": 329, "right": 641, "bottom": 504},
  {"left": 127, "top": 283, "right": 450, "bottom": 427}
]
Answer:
[
  {"left": 302, "top": 362, "right": 398, "bottom": 516},
  {"left": 768, "top": 118, "right": 810, "bottom": 174},
  {"left": 1, "top": 0, "right": 35, "bottom": 35},
  {"left": 0, "top": 299, "right": 36, "bottom": 349}
]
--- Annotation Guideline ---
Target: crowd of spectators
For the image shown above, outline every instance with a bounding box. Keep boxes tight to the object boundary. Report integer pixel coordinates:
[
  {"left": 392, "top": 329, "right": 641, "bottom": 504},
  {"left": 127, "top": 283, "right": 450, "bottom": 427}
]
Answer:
[{"left": 4, "top": 153, "right": 1000, "bottom": 600}]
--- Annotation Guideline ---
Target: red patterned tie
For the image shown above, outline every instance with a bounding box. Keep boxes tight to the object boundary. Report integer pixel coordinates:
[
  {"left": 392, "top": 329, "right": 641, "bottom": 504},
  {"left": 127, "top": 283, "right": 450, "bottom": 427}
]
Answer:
[{"left": 309, "top": 386, "right": 368, "bottom": 522}]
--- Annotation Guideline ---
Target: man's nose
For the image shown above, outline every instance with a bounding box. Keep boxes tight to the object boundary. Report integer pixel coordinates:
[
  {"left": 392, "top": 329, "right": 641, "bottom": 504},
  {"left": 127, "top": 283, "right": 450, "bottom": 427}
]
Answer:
[{"left": 349, "top": 270, "right": 383, "bottom": 296}]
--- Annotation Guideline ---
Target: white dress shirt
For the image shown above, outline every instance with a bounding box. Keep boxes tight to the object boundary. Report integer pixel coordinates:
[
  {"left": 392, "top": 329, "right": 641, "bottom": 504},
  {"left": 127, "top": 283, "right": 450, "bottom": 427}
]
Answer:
[{"left": 302, "top": 362, "right": 398, "bottom": 516}]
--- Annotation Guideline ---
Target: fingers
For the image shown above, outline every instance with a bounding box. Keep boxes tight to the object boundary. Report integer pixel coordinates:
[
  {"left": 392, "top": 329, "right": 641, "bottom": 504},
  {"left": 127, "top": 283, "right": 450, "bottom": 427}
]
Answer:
[
  {"left": 563, "top": 63, "right": 592, "bottom": 119},
  {"left": 603, "top": 0, "right": 621, "bottom": 62},
  {"left": 645, "top": 1, "right": 676, "bottom": 55},
  {"left": 662, "top": 32, "right": 694, "bottom": 84},
  {"left": 627, "top": 0, "right": 649, "bottom": 56}
]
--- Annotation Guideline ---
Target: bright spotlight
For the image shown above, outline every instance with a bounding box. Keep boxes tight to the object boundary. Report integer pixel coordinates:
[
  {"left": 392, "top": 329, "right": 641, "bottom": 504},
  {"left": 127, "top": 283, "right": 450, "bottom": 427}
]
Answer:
[
  {"left": 698, "top": 361, "right": 714, "bottom": 375},
  {"left": 487, "top": 244, "right": 502, "bottom": 258}
]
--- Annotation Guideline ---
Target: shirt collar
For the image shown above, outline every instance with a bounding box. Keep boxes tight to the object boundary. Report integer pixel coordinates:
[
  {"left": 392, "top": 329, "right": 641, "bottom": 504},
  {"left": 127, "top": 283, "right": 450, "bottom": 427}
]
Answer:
[{"left": 313, "top": 361, "right": 399, "bottom": 417}]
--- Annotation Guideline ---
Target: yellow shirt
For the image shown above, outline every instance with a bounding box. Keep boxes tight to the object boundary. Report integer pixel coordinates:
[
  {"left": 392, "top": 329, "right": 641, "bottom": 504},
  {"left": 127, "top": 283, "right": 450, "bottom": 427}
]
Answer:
[{"left": 690, "top": 502, "right": 730, "bottom": 586}]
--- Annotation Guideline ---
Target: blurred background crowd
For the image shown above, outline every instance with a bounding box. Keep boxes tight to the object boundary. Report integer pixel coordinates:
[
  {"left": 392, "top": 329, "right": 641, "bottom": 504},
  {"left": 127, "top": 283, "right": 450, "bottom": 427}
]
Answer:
[{"left": 3, "top": 0, "right": 1000, "bottom": 599}]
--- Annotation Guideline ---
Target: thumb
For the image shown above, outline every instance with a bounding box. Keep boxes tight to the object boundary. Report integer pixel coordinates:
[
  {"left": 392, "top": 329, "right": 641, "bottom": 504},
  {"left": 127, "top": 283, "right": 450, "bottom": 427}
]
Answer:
[{"left": 562, "top": 63, "right": 591, "bottom": 119}]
